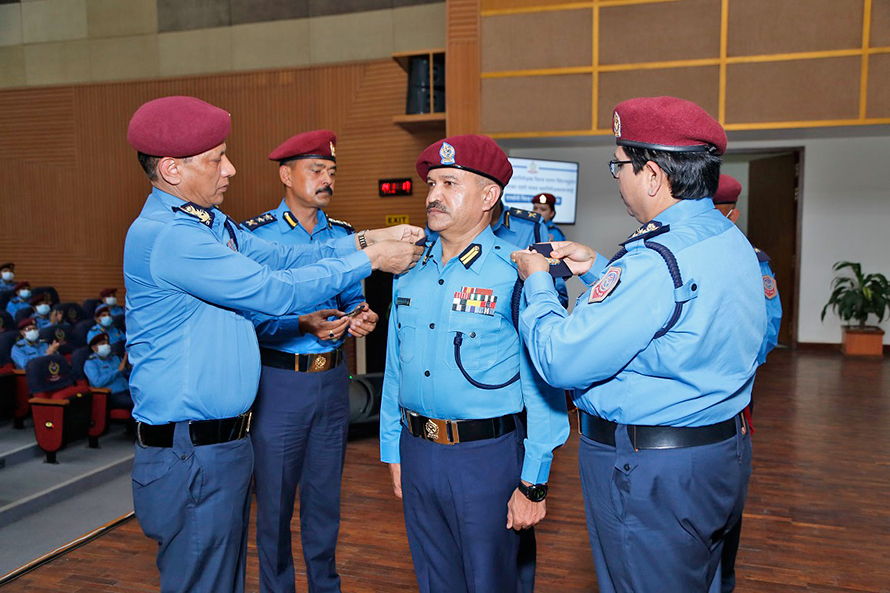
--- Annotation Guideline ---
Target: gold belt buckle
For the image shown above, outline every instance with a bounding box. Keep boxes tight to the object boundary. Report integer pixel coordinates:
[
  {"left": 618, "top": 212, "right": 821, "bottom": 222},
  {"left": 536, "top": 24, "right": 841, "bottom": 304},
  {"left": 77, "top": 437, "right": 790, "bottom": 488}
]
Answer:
[
  {"left": 423, "top": 417, "right": 459, "bottom": 444},
  {"left": 311, "top": 353, "right": 328, "bottom": 372}
]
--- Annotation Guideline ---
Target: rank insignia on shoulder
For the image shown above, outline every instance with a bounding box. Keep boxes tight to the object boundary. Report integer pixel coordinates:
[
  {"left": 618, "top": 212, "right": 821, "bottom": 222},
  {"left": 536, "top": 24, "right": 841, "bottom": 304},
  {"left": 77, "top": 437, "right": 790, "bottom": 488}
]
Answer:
[
  {"left": 763, "top": 275, "right": 778, "bottom": 299},
  {"left": 241, "top": 212, "right": 277, "bottom": 230},
  {"left": 396, "top": 297, "right": 411, "bottom": 307},
  {"left": 327, "top": 217, "right": 355, "bottom": 234},
  {"left": 589, "top": 266, "right": 622, "bottom": 303},
  {"left": 507, "top": 207, "right": 541, "bottom": 222},
  {"left": 453, "top": 286, "right": 497, "bottom": 315},
  {"left": 458, "top": 243, "right": 482, "bottom": 268},
  {"left": 175, "top": 203, "right": 214, "bottom": 227},
  {"left": 621, "top": 221, "right": 669, "bottom": 245}
]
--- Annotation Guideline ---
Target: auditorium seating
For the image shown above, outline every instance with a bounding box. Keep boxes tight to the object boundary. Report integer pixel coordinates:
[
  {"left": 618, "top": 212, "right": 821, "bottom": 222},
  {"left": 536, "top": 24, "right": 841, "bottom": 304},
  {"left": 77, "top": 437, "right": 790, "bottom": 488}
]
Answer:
[
  {"left": 0, "top": 331, "right": 31, "bottom": 428},
  {"left": 70, "top": 344, "right": 133, "bottom": 427},
  {"left": 81, "top": 298, "right": 101, "bottom": 319},
  {"left": 14, "top": 307, "right": 34, "bottom": 325},
  {"left": 31, "top": 286, "right": 59, "bottom": 305},
  {"left": 54, "top": 302, "right": 87, "bottom": 326},
  {"left": 0, "top": 310, "right": 14, "bottom": 333},
  {"left": 38, "top": 324, "right": 79, "bottom": 358}
]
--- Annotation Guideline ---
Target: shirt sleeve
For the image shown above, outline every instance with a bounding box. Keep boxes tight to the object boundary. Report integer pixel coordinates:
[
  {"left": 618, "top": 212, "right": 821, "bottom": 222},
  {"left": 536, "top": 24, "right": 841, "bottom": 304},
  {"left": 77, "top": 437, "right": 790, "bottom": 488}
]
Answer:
[
  {"left": 151, "top": 221, "right": 373, "bottom": 317},
  {"left": 11, "top": 345, "right": 27, "bottom": 369},
  {"left": 519, "top": 250, "right": 674, "bottom": 389},
  {"left": 236, "top": 223, "right": 357, "bottom": 270},
  {"left": 379, "top": 279, "right": 403, "bottom": 464},
  {"left": 84, "top": 358, "right": 118, "bottom": 389},
  {"left": 250, "top": 313, "right": 303, "bottom": 340},
  {"left": 758, "top": 260, "right": 783, "bottom": 364}
]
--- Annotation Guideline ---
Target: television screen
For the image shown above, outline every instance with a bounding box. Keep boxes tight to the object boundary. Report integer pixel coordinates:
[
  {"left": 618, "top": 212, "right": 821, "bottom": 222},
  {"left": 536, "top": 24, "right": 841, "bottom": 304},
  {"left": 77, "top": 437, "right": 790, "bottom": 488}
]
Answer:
[{"left": 503, "top": 157, "right": 579, "bottom": 225}]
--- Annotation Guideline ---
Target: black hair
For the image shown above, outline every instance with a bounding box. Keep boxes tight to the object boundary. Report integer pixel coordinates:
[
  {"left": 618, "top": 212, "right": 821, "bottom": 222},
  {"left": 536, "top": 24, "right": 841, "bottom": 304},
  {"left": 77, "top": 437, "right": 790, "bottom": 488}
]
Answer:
[
  {"left": 622, "top": 145, "right": 721, "bottom": 200},
  {"left": 137, "top": 152, "right": 160, "bottom": 181}
]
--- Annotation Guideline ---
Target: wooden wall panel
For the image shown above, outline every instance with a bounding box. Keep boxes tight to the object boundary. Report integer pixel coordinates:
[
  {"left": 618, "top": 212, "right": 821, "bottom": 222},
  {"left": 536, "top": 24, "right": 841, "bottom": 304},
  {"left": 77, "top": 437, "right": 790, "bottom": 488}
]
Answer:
[
  {"left": 0, "top": 60, "right": 438, "bottom": 303},
  {"left": 866, "top": 53, "right": 890, "bottom": 119},
  {"left": 447, "top": 0, "right": 481, "bottom": 134},
  {"left": 725, "top": 57, "right": 861, "bottom": 123},
  {"left": 597, "top": 66, "right": 719, "bottom": 129},
  {"left": 481, "top": 0, "right": 575, "bottom": 11},
  {"left": 872, "top": 0, "right": 890, "bottom": 47},
  {"left": 481, "top": 74, "right": 592, "bottom": 133},
  {"left": 599, "top": 0, "right": 721, "bottom": 65},
  {"left": 727, "top": 0, "right": 864, "bottom": 56},
  {"left": 481, "top": 9, "right": 592, "bottom": 72}
]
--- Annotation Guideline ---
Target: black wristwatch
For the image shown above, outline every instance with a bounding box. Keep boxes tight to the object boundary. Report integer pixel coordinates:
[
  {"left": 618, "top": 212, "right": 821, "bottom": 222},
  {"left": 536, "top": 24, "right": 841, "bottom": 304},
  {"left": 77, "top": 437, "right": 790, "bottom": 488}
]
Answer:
[{"left": 518, "top": 482, "right": 548, "bottom": 502}]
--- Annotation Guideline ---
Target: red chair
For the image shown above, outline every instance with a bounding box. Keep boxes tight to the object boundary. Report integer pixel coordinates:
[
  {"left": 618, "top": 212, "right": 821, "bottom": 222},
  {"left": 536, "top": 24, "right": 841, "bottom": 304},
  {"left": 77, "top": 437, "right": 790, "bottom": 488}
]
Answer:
[
  {"left": 0, "top": 331, "right": 30, "bottom": 428},
  {"left": 70, "top": 345, "right": 133, "bottom": 429},
  {"left": 26, "top": 355, "right": 107, "bottom": 463}
]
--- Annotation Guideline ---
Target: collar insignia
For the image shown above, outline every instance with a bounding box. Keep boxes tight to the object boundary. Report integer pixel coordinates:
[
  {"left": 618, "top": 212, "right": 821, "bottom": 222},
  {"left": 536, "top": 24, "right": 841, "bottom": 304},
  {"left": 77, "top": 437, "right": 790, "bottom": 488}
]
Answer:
[
  {"left": 176, "top": 203, "right": 214, "bottom": 227},
  {"left": 458, "top": 243, "right": 482, "bottom": 269},
  {"left": 439, "top": 142, "right": 455, "bottom": 165},
  {"left": 283, "top": 211, "right": 298, "bottom": 229}
]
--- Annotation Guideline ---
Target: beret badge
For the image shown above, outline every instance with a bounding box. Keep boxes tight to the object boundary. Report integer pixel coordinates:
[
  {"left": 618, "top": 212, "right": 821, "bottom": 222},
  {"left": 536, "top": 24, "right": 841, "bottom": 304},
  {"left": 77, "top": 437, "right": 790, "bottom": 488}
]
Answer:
[
  {"left": 439, "top": 142, "right": 456, "bottom": 166},
  {"left": 330, "top": 141, "right": 336, "bottom": 158},
  {"left": 613, "top": 112, "right": 622, "bottom": 138}
]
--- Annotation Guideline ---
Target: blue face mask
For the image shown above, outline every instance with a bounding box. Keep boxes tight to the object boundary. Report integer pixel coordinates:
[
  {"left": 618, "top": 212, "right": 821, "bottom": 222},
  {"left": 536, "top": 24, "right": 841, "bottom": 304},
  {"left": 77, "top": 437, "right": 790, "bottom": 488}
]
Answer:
[
  {"left": 96, "top": 344, "right": 112, "bottom": 357},
  {"left": 1, "top": 271, "right": 13, "bottom": 281},
  {"left": 36, "top": 304, "right": 51, "bottom": 316},
  {"left": 18, "top": 289, "right": 31, "bottom": 299},
  {"left": 24, "top": 329, "right": 39, "bottom": 342},
  {"left": 104, "top": 296, "right": 117, "bottom": 306},
  {"left": 99, "top": 315, "right": 113, "bottom": 327}
]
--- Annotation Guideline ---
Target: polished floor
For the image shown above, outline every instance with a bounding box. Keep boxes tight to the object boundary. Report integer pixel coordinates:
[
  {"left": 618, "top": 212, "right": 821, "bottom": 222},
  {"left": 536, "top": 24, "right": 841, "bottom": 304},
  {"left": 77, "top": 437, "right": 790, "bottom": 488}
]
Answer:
[{"left": 4, "top": 349, "right": 889, "bottom": 592}]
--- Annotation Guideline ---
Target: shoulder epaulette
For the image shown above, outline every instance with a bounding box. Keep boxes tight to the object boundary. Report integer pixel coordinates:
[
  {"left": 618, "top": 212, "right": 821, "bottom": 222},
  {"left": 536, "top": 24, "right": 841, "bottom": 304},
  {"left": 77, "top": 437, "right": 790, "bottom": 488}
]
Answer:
[
  {"left": 507, "top": 207, "right": 541, "bottom": 223},
  {"left": 753, "top": 247, "right": 771, "bottom": 263},
  {"left": 328, "top": 217, "right": 355, "bottom": 234},
  {"left": 620, "top": 221, "right": 671, "bottom": 246},
  {"left": 172, "top": 203, "right": 214, "bottom": 228},
  {"left": 241, "top": 212, "right": 277, "bottom": 231}
]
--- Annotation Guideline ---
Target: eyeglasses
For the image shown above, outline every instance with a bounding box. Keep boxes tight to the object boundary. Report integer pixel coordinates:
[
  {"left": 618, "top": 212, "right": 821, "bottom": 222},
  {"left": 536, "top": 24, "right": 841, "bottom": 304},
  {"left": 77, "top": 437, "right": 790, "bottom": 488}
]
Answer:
[{"left": 608, "top": 159, "right": 633, "bottom": 179}]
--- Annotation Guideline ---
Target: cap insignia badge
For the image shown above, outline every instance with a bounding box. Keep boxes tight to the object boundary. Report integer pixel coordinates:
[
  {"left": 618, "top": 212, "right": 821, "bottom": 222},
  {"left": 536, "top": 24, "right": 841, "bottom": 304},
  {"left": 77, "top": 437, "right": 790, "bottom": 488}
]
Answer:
[
  {"left": 439, "top": 142, "right": 455, "bottom": 166},
  {"left": 613, "top": 112, "right": 622, "bottom": 138},
  {"left": 330, "top": 142, "right": 336, "bottom": 157},
  {"left": 48, "top": 361, "right": 60, "bottom": 381},
  {"left": 589, "top": 266, "right": 622, "bottom": 303}
]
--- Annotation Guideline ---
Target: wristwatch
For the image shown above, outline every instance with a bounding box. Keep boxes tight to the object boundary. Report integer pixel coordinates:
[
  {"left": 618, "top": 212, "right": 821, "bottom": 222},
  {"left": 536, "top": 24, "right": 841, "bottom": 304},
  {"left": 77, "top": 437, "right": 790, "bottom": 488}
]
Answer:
[
  {"left": 357, "top": 230, "right": 369, "bottom": 250},
  {"left": 518, "top": 482, "right": 548, "bottom": 502}
]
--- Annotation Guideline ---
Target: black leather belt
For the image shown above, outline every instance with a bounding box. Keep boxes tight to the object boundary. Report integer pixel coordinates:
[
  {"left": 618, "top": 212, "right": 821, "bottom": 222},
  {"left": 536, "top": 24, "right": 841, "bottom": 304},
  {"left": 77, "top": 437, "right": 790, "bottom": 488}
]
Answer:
[
  {"left": 260, "top": 347, "right": 344, "bottom": 372},
  {"left": 577, "top": 409, "right": 744, "bottom": 450},
  {"left": 401, "top": 407, "right": 516, "bottom": 445},
  {"left": 136, "top": 413, "right": 251, "bottom": 448}
]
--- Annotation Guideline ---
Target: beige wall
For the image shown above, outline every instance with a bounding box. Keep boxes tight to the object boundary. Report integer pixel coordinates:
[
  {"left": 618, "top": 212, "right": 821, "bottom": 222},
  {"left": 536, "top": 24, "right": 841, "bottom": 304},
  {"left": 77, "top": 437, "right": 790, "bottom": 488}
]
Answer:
[{"left": 0, "top": 1, "right": 446, "bottom": 88}]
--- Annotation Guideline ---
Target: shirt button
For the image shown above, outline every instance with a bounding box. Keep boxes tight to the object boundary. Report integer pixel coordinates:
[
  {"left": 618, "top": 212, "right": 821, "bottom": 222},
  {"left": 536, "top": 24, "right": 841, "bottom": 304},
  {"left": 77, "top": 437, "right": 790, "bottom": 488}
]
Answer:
[
  {"left": 424, "top": 370, "right": 430, "bottom": 377},
  {"left": 429, "top": 323, "right": 435, "bottom": 329},
  {"left": 398, "top": 323, "right": 401, "bottom": 328},
  {"left": 182, "top": 454, "right": 189, "bottom": 461},
  {"left": 494, "top": 245, "right": 501, "bottom": 250},
  {"left": 438, "top": 279, "right": 444, "bottom": 285},
  {"left": 623, "top": 464, "right": 631, "bottom": 471},
  {"left": 469, "top": 332, "right": 476, "bottom": 338}
]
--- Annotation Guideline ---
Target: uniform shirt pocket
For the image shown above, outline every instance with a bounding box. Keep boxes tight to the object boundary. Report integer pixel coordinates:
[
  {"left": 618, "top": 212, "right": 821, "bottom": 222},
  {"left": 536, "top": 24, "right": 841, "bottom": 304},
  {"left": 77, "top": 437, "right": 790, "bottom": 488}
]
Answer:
[
  {"left": 396, "top": 302, "right": 416, "bottom": 364},
  {"left": 445, "top": 311, "right": 502, "bottom": 371}
]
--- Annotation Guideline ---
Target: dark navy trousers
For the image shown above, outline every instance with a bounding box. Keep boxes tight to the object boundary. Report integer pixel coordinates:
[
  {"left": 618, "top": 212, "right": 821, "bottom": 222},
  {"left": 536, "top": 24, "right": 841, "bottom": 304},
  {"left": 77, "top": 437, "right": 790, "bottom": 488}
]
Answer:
[
  {"left": 132, "top": 422, "right": 253, "bottom": 593},
  {"left": 399, "top": 424, "right": 531, "bottom": 593},
  {"left": 578, "top": 416, "right": 751, "bottom": 593},
  {"left": 252, "top": 361, "right": 350, "bottom": 593}
]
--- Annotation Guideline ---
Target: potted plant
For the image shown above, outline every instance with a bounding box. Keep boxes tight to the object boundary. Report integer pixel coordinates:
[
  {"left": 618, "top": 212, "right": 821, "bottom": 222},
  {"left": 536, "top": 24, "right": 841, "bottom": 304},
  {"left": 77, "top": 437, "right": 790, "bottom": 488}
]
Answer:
[{"left": 821, "top": 261, "right": 889, "bottom": 357}]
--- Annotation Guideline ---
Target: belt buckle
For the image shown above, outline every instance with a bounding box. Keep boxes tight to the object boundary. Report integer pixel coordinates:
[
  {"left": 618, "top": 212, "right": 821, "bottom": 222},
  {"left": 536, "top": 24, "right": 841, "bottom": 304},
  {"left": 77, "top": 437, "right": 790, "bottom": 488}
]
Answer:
[
  {"left": 312, "top": 353, "right": 328, "bottom": 372},
  {"left": 136, "top": 423, "right": 147, "bottom": 448},
  {"left": 423, "top": 417, "right": 457, "bottom": 444}
]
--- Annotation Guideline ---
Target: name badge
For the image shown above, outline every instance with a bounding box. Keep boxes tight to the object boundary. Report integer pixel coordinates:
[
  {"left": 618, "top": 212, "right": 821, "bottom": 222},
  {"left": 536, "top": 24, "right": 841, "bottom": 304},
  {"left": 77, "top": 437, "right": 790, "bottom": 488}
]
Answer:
[{"left": 396, "top": 297, "right": 411, "bottom": 306}]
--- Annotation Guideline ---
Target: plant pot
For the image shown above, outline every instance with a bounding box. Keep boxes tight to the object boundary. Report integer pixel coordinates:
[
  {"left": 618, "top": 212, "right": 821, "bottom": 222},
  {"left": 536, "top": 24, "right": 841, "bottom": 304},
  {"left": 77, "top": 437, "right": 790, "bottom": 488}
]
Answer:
[{"left": 842, "top": 326, "right": 885, "bottom": 357}]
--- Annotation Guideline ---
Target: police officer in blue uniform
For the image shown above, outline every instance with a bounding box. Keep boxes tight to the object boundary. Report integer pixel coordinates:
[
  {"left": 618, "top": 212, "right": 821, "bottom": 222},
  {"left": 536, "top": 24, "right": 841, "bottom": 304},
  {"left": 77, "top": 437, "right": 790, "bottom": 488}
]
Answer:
[
  {"left": 713, "top": 173, "right": 782, "bottom": 593},
  {"left": 0, "top": 263, "right": 16, "bottom": 291},
  {"left": 31, "top": 294, "right": 62, "bottom": 329},
  {"left": 99, "top": 288, "right": 125, "bottom": 317},
  {"left": 84, "top": 332, "right": 132, "bottom": 411},
  {"left": 530, "top": 193, "right": 567, "bottom": 243},
  {"left": 6, "top": 282, "right": 32, "bottom": 316},
  {"left": 87, "top": 305, "right": 125, "bottom": 345},
  {"left": 243, "top": 130, "right": 379, "bottom": 593},
  {"left": 123, "top": 96, "right": 423, "bottom": 593},
  {"left": 11, "top": 317, "right": 61, "bottom": 369},
  {"left": 513, "top": 97, "right": 767, "bottom": 593},
  {"left": 381, "top": 134, "right": 569, "bottom": 593}
]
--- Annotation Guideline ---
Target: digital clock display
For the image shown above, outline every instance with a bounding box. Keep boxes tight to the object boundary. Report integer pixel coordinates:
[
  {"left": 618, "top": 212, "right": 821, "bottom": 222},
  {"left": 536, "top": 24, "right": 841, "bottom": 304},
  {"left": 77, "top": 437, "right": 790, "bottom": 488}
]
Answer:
[{"left": 378, "top": 178, "right": 413, "bottom": 197}]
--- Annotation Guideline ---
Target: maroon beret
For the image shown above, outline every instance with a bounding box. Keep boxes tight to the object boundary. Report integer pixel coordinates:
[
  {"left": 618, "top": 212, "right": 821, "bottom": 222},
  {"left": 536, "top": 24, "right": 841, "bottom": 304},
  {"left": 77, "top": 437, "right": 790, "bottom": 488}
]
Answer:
[
  {"left": 94, "top": 305, "right": 111, "bottom": 317},
  {"left": 99, "top": 288, "right": 117, "bottom": 298},
  {"left": 532, "top": 193, "right": 556, "bottom": 207},
  {"left": 612, "top": 96, "right": 726, "bottom": 156},
  {"left": 14, "top": 281, "right": 30, "bottom": 291},
  {"left": 0, "top": 262, "right": 14, "bottom": 270},
  {"left": 30, "top": 294, "right": 50, "bottom": 306},
  {"left": 269, "top": 130, "right": 337, "bottom": 163},
  {"left": 713, "top": 174, "right": 742, "bottom": 204},
  {"left": 89, "top": 332, "right": 110, "bottom": 347},
  {"left": 127, "top": 96, "right": 231, "bottom": 158},
  {"left": 416, "top": 135, "right": 513, "bottom": 187},
  {"left": 18, "top": 317, "right": 36, "bottom": 330}
]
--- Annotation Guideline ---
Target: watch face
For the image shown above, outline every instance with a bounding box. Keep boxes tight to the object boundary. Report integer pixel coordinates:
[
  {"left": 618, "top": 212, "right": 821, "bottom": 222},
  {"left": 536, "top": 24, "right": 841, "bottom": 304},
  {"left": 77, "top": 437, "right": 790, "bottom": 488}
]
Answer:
[{"left": 522, "top": 483, "right": 548, "bottom": 502}]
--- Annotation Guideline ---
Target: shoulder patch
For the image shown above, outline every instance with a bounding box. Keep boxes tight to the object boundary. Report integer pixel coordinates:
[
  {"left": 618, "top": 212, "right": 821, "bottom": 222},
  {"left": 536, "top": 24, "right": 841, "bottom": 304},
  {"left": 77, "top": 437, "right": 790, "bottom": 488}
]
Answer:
[
  {"left": 589, "top": 266, "right": 622, "bottom": 303},
  {"left": 620, "top": 221, "right": 670, "bottom": 246},
  {"left": 507, "top": 207, "right": 541, "bottom": 222},
  {"left": 241, "top": 212, "right": 277, "bottom": 231},
  {"left": 328, "top": 217, "right": 355, "bottom": 234},
  {"left": 753, "top": 247, "right": 771, "bottom": 263},
  {"left": 763, "top": 275, "right": 778, "bottom": 300},
  {"left": 173, "top": 203, "right": 214, "bottom": 228}
]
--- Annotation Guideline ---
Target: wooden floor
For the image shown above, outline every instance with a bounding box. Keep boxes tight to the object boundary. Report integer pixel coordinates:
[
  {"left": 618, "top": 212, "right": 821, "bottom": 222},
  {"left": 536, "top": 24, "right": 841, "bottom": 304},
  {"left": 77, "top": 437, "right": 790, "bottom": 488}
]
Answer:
[{"left": 5, "top": 349, "right": 890, "bottom": 592}]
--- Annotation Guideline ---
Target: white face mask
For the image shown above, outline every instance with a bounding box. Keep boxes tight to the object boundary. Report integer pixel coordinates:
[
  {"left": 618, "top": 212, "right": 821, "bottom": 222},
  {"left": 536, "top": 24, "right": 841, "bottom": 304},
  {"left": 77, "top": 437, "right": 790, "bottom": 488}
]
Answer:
[
  {"left": 18, "top": 289, "right": 31, "bottom": 299},
  {"left": 35, "top": 304, "right": 51, "bottom": 316},
  {"left": 24, "top": 329, "right": 39, "bottom": 342},
  {"left": 1, "top": 271, "right": 13, "bottom": 281},
  {"left": 104, "top": 296, "right": 117, "bottom": 306},
  {"left": 99, "top": 315, "right": 113, "bottom": 327},
  {"left": 96, "top": 344, "right": 112, "bottom": 357}
]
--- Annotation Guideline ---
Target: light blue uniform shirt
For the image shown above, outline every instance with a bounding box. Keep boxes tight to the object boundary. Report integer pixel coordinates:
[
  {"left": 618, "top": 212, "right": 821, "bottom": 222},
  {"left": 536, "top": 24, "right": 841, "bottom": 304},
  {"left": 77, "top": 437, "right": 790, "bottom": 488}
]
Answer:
[
  {"left": 84, "top": 353, "right": 129, "bottom": 393},
  {"left": 545, "top": 219, "right": 566, "bottom": 243},
  {"left": 123, "top": 188, "right": 372, "bottom": 425},
  {"left": 520, "top": 198, "right": 767, "bottom": 427},
  {"left": 11, "top": 339, "right": 48, "bottom": 369},
  {"left": 0, "top": 280, "right": 16, "bottom": 291},
  {"left": 87, "top": 323, "right": 124, "bottom": 345},
  {"left": 245, "top": 200, "right": 365, "bottom": 354},
  {"left": 755, "top": 250, "right": 782, "bottom": 365},
  {"left": 380, "top": 226, "right": 569, "bottom": 484},
  {"left": 6, "top": 297, "right": 30, "bottom": 316},
  {"left": 34, "top": 314, "right": 53, "bottom": 330}
]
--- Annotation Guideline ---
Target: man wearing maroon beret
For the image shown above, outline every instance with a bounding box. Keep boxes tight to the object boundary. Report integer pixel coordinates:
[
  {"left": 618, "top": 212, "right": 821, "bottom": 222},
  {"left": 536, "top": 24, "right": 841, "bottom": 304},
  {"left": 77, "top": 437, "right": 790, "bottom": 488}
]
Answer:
[
  {"left": 531, "top": 193, "right": 567, "bottom": 243},
  {"left": 99, "top": 287, "right": 124, "bottom": 316},
  {"left": 513, "top": 96, "right": 767, "bottom": 592},
  {"left": 380, "top": 134, "right": 569, "bottom": 593},
  {"left": 0, "top": 262, "right": 15, "bottom": 291},
  {"left": 11, "top": 317, "right": 60, "bottom": 369},
  {"left": 243, "top": 130, "right": 380, "bottom": 593},
  {"left": 6, "top": 281, "right": 32, "bottom": 317},
  {"left": 123, "top": 96, "right": 424, "bottom": 593}
]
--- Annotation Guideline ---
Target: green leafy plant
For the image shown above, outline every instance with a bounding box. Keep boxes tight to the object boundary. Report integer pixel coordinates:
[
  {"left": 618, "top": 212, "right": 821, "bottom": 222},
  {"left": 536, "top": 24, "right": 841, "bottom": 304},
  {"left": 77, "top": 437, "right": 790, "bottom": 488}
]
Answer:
[{"left": 821, "top": 261, "right": 890, "bottom": 328}]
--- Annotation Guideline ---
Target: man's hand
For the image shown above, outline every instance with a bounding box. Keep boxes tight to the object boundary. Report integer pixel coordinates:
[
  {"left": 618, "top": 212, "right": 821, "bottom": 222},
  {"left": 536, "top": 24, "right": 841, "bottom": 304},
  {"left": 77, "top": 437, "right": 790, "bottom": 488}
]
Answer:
[
  {"left": 50, "top": 310, "right": 63, "bottom": 325},
  {"left": 298, "top": 309, "right": 351, "bottom": 341},
  {"left": 389, "top": 463, "right": 402, "bottom": 499},
  {"left": 347, "top": 303, "right": 378, "bottom": 338},
  {"left": 548, "top": 241, "right": 598, "bottom": 276},
  {"left": 365, "top": 225, "right": 425, "bottom": 245},
  {"left": 118, "top": 352, "right": 129, "bottom": 372},
  {"left": 506, "top": 484, "right": 546, "bottom": 531},
  {"left": 47, "top": 341, "right": 61, "bottom": 355},
  {"left": 365, "top": 241, "right": 423, "bottom": 274},
  {"left": 511, "top": 250, "right": 550, "bottom": 281}
]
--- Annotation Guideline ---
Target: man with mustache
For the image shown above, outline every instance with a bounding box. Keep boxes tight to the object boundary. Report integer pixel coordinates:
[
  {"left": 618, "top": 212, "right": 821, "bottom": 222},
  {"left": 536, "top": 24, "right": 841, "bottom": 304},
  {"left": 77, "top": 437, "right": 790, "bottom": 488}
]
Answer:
[{"left": 243, "top": 131, "right": 378, "bottom": 593}]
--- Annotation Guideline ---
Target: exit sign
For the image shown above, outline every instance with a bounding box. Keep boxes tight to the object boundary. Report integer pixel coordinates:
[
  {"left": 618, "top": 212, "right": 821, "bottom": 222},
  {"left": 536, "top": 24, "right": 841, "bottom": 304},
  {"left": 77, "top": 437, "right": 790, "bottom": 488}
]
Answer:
[
  {"left": 379, "top": 178, "right": 413, "bottom": 197},
  {"left": 386, "top": 215, "right": 410, "bottom": 226}
]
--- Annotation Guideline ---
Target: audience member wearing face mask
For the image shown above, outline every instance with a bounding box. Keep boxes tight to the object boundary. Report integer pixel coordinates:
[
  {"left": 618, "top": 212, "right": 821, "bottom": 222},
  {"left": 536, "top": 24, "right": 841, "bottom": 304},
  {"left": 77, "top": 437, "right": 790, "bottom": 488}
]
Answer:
[
  {"left": 11, "top": 317, "right": 60, "bottom": 369},
  {"left": 87, "top": 305, "right": 125, "bottom": 345},
  {"left": 31, "top": 295, "right": 63, "bottom": 329},
  {"left": 6, "top": 282, "right": 33, "bottom": 316},
  {"left": 99, "top": 287, "right": 125, "bottom": 316},
  {"left": 0, "top": 262, "right": 15, "bottom": 290},
  {"left": 84, "top": 332, "right": 133, "bottom": 411}
]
